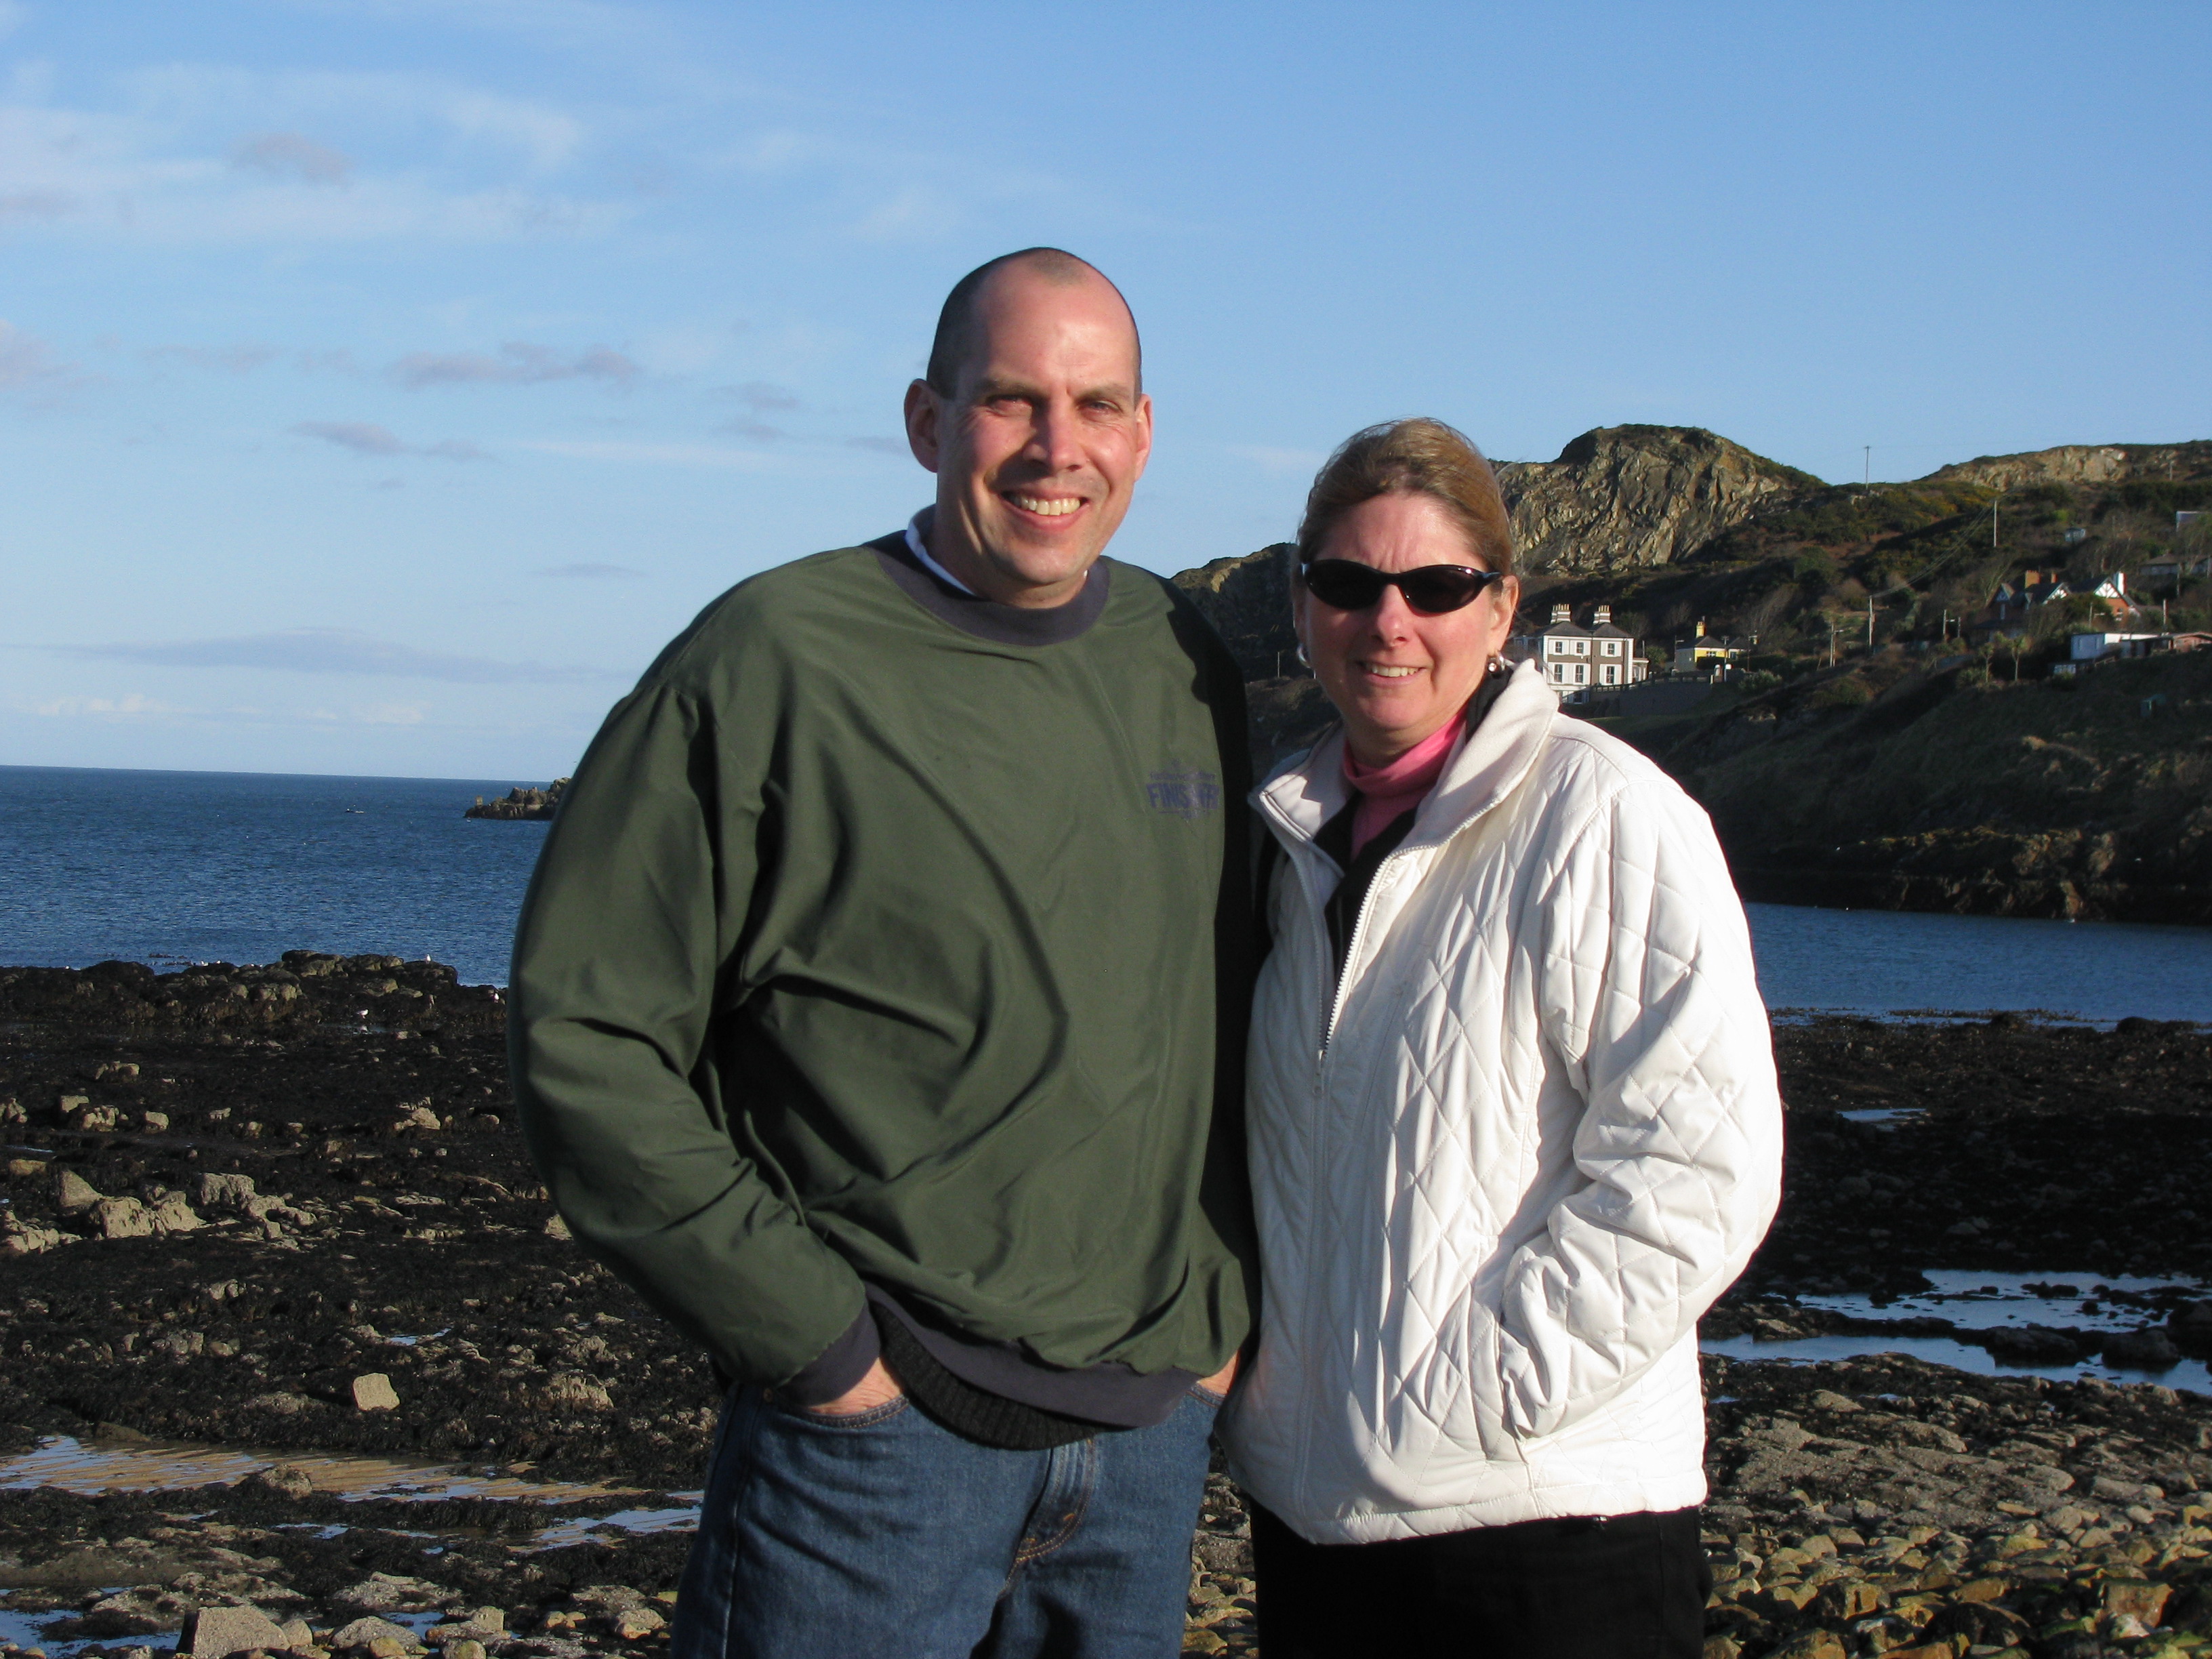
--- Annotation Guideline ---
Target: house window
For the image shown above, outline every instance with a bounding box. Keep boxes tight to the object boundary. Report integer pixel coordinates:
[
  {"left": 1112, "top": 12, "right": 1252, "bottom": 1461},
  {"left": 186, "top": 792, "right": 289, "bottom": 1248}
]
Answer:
[
  {"left": 1575, "top": 663, "right": 1586, "bottom": 683},
  {"left": 1602, "top": 665, "right": 1616, "bottom": 684}
]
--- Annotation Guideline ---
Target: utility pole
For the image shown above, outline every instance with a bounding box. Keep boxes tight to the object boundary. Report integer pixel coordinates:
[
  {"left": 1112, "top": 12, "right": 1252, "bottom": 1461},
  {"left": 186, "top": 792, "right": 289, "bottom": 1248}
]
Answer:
[
  {"left": 1866, "top": 594, "right": 1875, "bottom": 649},
  {"left": 1864, "top": 446, "right": 1871, "bottom": 496}
]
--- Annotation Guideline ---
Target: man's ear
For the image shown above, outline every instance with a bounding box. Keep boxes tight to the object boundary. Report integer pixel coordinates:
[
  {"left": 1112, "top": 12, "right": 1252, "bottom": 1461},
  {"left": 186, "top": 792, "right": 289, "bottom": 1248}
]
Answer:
[
  {"left": 903, "top": 380, "right": 942, "bottom": 473},
  {"left": 1129, "top": 391, "right": 1154, "bottom": 480}
]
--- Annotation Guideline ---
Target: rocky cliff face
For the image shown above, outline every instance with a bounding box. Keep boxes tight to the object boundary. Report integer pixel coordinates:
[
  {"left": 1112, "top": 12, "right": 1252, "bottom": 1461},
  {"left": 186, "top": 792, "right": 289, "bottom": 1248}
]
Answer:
[
  {"left": 1923, "top": 441, "right": 2212, "bottom": 492},
  {"left": 1494, "top": 425, "right": 1821, "bottom": 575},
  {"left": 1171, "top": 544, "right": 1297, "bottom": 682}
]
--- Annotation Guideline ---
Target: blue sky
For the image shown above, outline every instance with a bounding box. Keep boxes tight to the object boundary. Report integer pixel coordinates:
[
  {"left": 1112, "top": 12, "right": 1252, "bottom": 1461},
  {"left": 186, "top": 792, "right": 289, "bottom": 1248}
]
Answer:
[{"left": 3, "top": 1, "right": 2207, "bottom": 780}]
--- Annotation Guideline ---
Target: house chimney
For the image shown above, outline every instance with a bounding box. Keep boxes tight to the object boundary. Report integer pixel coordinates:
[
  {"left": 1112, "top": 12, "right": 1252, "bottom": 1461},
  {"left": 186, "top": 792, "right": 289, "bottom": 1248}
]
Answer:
[
  {"left": 2024, "top": 570, "right": 2040, "bottom": 587},
  {"left": 2113, "top": 571, "right": 2127, "bottom": 595},
  {"left": 1695, "top": 619, "right": 1706, "bottom": 638},
  {"left": 1594, "top": 605, "right": 1612, "bottom": 626},
  {"left": 1550, "top": 604, "right": 1570, "bottom": 626}
]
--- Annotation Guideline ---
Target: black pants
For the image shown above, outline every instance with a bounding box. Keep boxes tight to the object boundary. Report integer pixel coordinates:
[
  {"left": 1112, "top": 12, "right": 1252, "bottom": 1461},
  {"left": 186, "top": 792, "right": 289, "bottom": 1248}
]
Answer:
[{"left": 1250, "top": 1501, "right": 1711, "bottom": 1659}]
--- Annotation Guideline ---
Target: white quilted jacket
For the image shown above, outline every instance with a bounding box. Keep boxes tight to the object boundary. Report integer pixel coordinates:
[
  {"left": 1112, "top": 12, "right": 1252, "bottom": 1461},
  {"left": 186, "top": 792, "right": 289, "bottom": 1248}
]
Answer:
[{"left": 1218, "top": 662, "right": 1783, "bottom": 1544}]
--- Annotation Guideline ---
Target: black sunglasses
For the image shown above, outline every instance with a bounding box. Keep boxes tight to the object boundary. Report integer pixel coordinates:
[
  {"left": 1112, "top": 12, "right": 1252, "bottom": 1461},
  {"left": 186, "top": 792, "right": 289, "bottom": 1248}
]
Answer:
[{"left": 1300, "top": 558, "right": 1503, "bottom": 616}]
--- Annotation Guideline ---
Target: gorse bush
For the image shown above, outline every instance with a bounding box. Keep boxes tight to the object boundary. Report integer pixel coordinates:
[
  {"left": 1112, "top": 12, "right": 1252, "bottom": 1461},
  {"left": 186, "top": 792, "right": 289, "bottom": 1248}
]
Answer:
[{"left": 1810, "top": 677, "right": 1874, "bottom": 710}]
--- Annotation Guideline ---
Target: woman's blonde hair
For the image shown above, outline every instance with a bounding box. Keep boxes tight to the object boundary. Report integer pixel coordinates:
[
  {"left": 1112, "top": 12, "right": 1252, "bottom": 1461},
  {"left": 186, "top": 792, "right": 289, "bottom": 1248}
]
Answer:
[{"left": 1294, "top": 417, "right": 1515, "bottom": 576}]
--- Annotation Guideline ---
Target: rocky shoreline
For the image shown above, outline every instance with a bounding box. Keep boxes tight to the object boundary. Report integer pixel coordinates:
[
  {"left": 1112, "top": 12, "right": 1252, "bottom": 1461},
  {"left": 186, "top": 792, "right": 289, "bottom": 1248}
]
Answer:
[{"left": 3, "top": 959, "right": 2209, "bottom": 1658}]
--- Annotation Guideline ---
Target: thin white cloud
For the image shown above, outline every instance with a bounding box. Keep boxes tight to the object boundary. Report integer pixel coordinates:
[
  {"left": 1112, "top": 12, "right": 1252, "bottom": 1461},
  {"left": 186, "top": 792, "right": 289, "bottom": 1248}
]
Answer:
[
  {"left": 50, "top": 627, "right": 604, "bottom": 684},
  {"left": 22, "top": 689, "right": 438, "bottom": 729},
  {"left": 230, "top": 131, "right": 353, "bottom": 186},
  {"left": 712, "top": 382, "right": 800, "bottom": 441},
  {"left": 0, "top": 189, "right": 72, "bottom": 222},
  {"left": 0, "top": 318, "right": 86, "bottom": 405},
  {"left": 390, "top": 341, "right": 638, "bottom": 389},
  {"left": 722, "top": 381, "right": 800, "bottom": 411},
  {"left": 291, "top": 420, "right": 487, "bottom": 460},
  {"left": 145, "top": 342, "right": 283, "bottom": 373},
  {"left": 851, "top": 184, "right": 949, "bottom": 242},
  {"left": 31, "top": 693, "right": 193, "bottom": 720},
  {"left": 511, "top": 438, "right": 779, "bottom": 470},
  {"left": 710, "top": 126, "right": 1077, "bottom": 247},
  {"left": 538, "top": 562, "right": 645, "bottom": 579},
  {"left": 1229, "top": 444, "right": 1329, "bottom": 476},
  {"left": 0, "top": 67, "right": 628, "bottom": 246}
]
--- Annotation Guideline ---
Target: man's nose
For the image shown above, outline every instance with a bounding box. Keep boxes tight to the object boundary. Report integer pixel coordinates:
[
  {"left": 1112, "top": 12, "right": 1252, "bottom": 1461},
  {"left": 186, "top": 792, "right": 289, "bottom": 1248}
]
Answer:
[{"left": 1027, "top": 397, "right": 1088, "bottom": 472}]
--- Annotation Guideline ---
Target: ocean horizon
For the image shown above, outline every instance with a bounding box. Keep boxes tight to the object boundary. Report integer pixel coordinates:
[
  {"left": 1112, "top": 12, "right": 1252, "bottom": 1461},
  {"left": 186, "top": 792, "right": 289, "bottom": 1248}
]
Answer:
[{"left": 7, "top": 761, "right": 2212, "bottom": 1023}]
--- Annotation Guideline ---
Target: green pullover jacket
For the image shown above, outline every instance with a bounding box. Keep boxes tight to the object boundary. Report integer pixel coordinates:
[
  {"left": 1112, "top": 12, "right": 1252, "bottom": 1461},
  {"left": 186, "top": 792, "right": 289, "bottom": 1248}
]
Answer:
[{"left": 510, "top": 531, "right": 1256, "bottom": 1395}]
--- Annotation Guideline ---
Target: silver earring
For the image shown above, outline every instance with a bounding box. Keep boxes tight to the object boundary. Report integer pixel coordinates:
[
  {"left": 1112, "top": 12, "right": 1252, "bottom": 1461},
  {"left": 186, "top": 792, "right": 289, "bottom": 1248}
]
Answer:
[{"left": 1295, "top": 643, "right": 1311, "bottom": 668}]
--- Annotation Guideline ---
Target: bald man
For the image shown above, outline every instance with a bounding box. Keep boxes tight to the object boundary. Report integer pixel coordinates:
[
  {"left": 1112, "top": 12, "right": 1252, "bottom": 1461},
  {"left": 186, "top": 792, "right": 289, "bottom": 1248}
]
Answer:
[{"left": 510, "top": 249, "right": 1256, "bottom": 1658}]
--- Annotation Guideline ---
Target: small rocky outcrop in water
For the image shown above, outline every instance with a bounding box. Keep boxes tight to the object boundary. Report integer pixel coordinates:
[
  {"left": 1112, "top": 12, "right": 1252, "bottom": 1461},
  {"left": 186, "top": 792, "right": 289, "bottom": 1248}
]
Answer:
[{"left": 465, "top": 780, "right": 568, "bottom": 821}]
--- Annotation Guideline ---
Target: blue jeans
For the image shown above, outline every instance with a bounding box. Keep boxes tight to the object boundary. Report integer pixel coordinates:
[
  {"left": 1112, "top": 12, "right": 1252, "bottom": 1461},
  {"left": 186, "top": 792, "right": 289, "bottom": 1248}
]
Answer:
[{"left": 672, "top": 1384, "right": 1221, "bottom": 1659}]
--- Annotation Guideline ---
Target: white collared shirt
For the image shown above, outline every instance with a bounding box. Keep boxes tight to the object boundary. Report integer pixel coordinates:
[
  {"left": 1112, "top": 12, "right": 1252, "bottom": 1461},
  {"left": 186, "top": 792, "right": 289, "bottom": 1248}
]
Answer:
[{"left": 905, "top": 512, "right": 977, "bottom": 596}]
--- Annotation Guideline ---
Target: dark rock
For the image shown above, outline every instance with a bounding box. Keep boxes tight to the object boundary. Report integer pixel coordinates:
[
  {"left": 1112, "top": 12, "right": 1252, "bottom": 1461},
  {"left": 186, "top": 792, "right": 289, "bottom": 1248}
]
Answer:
[
  {"left": 1978, "top": 1325, "right": 2085, "bottom": 1364},
  {"left": 2101, "top": 1327, "right": 2182, "bottom": 1368}
]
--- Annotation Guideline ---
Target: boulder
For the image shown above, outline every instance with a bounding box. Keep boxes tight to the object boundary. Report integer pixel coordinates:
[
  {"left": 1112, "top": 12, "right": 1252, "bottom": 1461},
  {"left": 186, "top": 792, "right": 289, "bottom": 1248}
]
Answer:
[
  {"left": 2104, "top": 1577, "right": 2174, "bottom": 1623},
  {"left": 56, "top": 1168, "right": 103, "bottom": 1212},
  {"left": 93, "top": 1196, "right": 156, "bottom": 1239},
  {"left": 330, "top": 1616, "right": 424, "bottom": 1654},
  {"left": 180, "top": 1604, "right": 290, "bottom": 1659},
  {"left": 196, "top": 1172, "right": 259, "bottom": 1211},
  {"left": 610, "top": 1607, "right": 665, "bottom": 1641},
  {"left": 251, "top": 1463, "right": 314, "bottom": 1498},
  {"left": 352, "top": 1373, "right": 401, "bottom": 1411},
  {"left": 150, "top": 1195, "right": 205, "bottom": 1233},
  {"left": 539, "top": 1372, "right": 613, "bottom": 1412}
]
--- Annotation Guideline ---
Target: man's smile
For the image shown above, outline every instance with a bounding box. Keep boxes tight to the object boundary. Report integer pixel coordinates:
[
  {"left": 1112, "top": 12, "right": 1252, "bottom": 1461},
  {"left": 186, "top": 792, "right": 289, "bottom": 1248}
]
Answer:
[{"left": 1002, "top": 491, "right": 1086, "bottom": 518}]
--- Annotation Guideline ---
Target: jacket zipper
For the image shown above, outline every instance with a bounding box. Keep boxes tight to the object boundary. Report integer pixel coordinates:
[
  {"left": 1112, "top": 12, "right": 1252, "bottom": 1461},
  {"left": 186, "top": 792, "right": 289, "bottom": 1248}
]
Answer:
[{"left": 1317, "top": 847, "right": 1403, "bottom": 1058}]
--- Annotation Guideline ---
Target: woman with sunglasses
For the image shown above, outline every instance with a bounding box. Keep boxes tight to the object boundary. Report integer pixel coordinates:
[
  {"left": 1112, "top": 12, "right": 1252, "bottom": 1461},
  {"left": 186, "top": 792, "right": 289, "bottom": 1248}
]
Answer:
[{"left": 1216, "top": 417, "right": 1782, "bottom": 1658}]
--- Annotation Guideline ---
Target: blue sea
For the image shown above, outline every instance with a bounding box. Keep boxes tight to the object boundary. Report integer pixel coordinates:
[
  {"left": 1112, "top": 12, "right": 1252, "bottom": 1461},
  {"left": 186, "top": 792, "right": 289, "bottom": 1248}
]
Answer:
[{"left": 3, "top": 763, "right": 2211, "bottom": 1021}]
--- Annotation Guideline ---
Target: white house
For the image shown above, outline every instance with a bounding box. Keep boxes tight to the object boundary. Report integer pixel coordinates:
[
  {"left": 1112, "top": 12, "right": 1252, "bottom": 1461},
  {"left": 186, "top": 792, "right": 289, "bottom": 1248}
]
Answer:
[{"left": 1509, "top": 604, "right": 1647, "bottom": 702}]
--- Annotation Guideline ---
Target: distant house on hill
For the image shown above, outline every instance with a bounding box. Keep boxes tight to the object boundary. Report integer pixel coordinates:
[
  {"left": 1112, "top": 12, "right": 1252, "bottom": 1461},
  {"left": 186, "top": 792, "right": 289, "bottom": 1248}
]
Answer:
[
  {"left": 2066, "top": 630, "right": 2165, "bottom": 666},
  {"left": 1968, "top": 569, "right": 2074, "bottom": 642},
  {"left": 1509, "top": 603, "right": 1647, "bottom": 703},
  {"left": 1673, "top": 620, "right": 1751, "bottom": 676},
  {"left": 2137, "top": 548, "right": 2212, "bottom": 590}
]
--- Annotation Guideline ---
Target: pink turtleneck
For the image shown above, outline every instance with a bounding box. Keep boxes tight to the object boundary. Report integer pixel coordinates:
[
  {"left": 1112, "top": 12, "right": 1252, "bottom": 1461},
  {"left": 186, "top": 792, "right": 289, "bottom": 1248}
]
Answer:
[{"left": 1341, "top": 714, "right": 1465, "bottom": 857}]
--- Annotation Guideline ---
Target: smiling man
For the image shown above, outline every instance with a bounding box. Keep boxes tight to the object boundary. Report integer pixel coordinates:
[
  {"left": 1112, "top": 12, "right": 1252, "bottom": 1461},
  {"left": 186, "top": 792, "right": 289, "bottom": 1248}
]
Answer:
[{"left": 509, "top": 249, "right": 1256, "bottom": 1659}]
